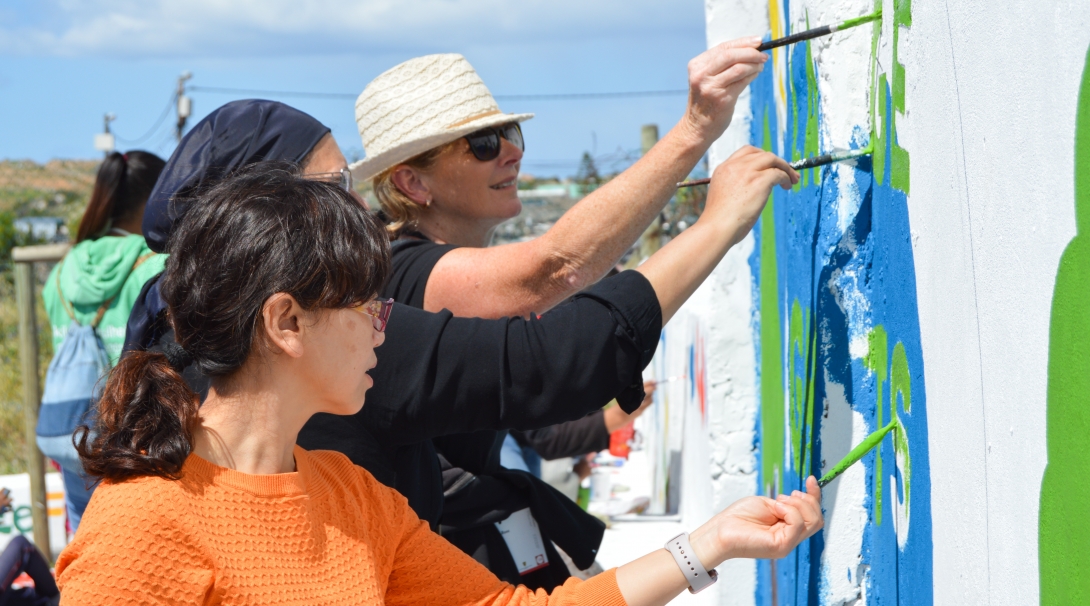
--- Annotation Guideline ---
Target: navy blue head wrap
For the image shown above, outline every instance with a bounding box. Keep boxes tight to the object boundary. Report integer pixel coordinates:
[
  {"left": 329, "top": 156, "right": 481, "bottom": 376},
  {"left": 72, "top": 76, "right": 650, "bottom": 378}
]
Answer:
[
  {"left": 142, "top": 99, "right": 331, "bottom": 252},
  {"left": 125, "top": 99, "right": 330, "bottom": 356}
]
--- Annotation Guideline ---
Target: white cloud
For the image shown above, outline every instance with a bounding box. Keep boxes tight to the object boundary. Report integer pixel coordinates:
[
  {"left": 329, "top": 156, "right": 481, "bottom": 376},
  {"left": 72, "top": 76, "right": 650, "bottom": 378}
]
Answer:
[{"left": 1, "top": 0, "right": 700, "bottom": 58}]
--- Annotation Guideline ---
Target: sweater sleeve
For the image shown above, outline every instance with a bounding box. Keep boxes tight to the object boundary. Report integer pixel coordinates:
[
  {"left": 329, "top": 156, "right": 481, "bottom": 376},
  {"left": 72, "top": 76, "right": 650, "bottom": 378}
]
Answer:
[
  {"left": 382, "top": 480, "right": 627, "bottom": 606},
  {"left": 342, "top": 270, "right": 661, "bottom": 446},
  {"left": 56, "top": 478, "right": 214, "bottom": 605}
]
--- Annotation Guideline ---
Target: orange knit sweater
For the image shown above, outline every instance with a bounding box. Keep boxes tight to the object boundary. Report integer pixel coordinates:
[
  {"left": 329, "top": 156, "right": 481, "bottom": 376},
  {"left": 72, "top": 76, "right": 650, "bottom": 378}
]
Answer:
[{"left": 56, "top": 446, "right": 627, "bottom": 605}]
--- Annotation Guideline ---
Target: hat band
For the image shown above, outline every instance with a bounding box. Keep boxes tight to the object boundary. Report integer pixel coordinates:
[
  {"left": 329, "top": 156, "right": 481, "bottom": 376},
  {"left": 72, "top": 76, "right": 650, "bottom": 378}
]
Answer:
[{"left": 446, "top": 109, "right": 502, "bottom": 130}]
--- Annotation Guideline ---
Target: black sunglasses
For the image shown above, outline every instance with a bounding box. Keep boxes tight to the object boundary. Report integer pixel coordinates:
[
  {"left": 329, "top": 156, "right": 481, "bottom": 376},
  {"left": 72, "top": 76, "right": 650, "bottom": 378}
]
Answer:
[{"left": 464, "top": 123, "right": 524, "bottom": 162}]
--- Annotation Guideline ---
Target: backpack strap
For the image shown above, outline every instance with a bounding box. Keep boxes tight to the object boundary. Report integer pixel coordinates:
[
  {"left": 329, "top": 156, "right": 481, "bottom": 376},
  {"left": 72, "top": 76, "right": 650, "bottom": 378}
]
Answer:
[
  {"left": 56, "top": 252, "right": 157, "bottom": 329},
  {"left": 54, "top": 256, "right": 77, "bottom": 322}
]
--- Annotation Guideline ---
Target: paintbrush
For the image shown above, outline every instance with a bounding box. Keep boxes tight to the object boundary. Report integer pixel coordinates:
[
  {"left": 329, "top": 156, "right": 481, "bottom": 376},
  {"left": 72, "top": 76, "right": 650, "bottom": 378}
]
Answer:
[
  {"left": 817, "top": 420, "right": 896, "bottom": 488},
  {"left": 649, "top": 375, "right": 687, "bottom": 387},
  {"left": 675, "top": 147, "right": 872, "bottom": 188},
  {"left": 756, "top": 9, "right": 882, "bottom": 52}
]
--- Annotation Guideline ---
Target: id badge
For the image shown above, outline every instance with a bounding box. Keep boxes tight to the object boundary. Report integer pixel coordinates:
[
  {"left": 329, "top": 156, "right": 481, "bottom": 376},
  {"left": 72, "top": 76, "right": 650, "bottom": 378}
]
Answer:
[{"left": 495, "top": 507, "right": 549, "bottom": 575}]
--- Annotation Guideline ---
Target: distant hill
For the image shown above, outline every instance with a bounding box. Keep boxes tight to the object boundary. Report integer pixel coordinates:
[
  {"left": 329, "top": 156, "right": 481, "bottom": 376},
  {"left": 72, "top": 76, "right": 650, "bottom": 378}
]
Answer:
[{"left": 0, "top": 159, "right": 99, "bottom": 237}]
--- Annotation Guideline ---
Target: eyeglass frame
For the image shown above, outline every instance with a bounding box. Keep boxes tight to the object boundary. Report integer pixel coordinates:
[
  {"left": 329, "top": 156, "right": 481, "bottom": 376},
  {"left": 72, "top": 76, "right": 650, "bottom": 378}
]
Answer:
[
  {"left": 463, "top": 122, "right": 524, "bottom": 162},
  {"left": 352, "top": 297, "right": 394, "bottom": 332},
  {"left": 306, "top": 167, "right": 354, "bottom": 193}
]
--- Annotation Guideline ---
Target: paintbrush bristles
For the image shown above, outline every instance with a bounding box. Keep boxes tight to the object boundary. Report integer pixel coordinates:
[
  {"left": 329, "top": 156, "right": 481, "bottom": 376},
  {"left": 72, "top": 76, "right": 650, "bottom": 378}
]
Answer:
[{"left": 818, "top": 421, "right": 897, "bottom": 488}]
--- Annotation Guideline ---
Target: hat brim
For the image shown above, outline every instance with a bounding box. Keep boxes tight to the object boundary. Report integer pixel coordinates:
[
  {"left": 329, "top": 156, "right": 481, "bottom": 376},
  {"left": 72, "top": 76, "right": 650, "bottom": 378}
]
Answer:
[{"left": 349, "top": 112, "right": 534, "bottom": 182}]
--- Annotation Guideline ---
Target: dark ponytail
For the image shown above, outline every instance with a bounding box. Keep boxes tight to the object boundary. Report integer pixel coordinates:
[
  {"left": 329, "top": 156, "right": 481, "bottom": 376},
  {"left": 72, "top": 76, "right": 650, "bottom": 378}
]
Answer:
[
  {"left": 75, "top": 352, "right": 199, "bottom": 481},
  {"left": 77, "top": 150, "right": 166, "bottom": 242},
  {"left": 77, "top": 162, "right": 390, "bottom": 481}
]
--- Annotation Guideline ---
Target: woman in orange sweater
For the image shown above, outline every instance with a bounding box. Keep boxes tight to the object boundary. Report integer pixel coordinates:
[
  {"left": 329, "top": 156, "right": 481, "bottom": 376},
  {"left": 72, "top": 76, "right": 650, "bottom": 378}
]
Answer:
[{"left": 55, "top": 163, "right": 822, "bottom": 605}]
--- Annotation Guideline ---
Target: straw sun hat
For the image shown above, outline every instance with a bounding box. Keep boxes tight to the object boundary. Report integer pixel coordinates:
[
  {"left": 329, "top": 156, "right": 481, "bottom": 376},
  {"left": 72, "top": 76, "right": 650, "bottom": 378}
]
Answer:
[{"left": 349, "top": 54, "right": 534, "bottom": 182}]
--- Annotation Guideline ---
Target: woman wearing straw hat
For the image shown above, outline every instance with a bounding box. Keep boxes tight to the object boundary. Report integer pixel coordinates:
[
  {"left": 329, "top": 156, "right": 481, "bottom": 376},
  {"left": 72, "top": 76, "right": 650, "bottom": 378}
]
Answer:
[
  {"left": 350, "top": 40, "right": 773, "bottom": 318},
  {"left": 339, "top": 41, "right": 795, "bottom": 587}
]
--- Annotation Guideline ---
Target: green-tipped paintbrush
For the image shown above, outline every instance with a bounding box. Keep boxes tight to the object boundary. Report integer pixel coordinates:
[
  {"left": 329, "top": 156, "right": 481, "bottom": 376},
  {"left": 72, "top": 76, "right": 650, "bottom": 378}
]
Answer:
[
  {"left": 818, "top": 420, "right": 896, "bottom": 488},
  {"left": 757, "top": 9, "right": 882, "bottom": 52}
]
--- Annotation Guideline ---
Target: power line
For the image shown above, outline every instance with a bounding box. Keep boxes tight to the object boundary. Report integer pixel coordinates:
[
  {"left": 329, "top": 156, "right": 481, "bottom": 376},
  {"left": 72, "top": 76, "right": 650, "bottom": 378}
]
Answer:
[
  {"left": 113, "top": 92, "right": 178, "bottom": 146},
  {"left": 188, "top": 85, "right": 688, "bottom": 102}
]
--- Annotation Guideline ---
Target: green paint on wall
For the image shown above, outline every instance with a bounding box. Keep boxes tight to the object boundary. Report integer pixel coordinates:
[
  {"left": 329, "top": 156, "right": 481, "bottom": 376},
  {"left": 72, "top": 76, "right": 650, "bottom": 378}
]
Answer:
[
  {"left": 865, "top": 326, "right": 888, "bottom": 525},
  {"left": 788, "top": 299, "right": 818, "bottom": 479},
  {"left": 864, "top": 327, "right": 914, "bottom": 526},
  {"left": 890, "top": 341, "right": 912, "bottom": 517},
  {"left": 802, "top": 37, "right": 821, "bottom": 188},
  {"left": 874, "top": 76, "right": 889, "bottom": 186},
  {"left": 759, "top": 111, "right": 786, "bottom": 495},
  {"left": 1039, "top": 44, "right": 1090, "bottom": 605},
  {"left": 868, "top": 0, "right": 910, "bottom": 193},
  {"left": 789, "top": 301, "right": 811, "bottom": 473}
]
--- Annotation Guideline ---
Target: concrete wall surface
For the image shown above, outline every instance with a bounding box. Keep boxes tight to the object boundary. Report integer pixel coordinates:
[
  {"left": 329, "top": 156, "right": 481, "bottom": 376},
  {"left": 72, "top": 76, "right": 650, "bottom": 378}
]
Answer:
[{"left": 643, "top": 0, "right": 1090, "bottom": 603}]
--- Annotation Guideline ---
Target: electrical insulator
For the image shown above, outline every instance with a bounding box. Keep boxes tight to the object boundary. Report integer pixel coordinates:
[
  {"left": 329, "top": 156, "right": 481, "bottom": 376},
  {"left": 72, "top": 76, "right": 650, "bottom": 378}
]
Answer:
[{"left": 177, "top": 95, "right": 192, "bottom": 119}]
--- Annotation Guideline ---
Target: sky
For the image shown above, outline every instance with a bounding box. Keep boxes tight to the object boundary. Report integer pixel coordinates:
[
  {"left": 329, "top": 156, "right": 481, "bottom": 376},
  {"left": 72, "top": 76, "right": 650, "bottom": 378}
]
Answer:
[{"left": 0, "top": 0, "right": 714, "bottom": 178}]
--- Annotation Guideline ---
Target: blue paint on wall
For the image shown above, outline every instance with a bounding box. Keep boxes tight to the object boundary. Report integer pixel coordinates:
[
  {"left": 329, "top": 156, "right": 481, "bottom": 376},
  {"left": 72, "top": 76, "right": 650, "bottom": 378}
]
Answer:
[{"left": 746, "top": 16, "right": 934, "bottom": 606}]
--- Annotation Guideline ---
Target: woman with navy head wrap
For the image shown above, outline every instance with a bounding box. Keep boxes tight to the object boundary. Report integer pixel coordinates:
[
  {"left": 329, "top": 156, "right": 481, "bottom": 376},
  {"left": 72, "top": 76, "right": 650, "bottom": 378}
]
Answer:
[{"left": 125, "top": 99, "right": 342, "bottom": 356}]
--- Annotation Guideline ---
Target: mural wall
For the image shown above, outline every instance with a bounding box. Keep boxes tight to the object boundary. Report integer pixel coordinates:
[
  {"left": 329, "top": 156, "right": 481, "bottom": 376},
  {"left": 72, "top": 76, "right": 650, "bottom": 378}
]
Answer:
[{"left": 658, "top": 0, "right": 1090, "bottom": 603}]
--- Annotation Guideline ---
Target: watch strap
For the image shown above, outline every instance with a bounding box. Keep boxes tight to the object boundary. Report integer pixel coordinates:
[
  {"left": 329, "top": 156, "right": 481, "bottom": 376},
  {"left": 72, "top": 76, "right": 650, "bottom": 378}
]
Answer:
[{"left": 664, "top": 532, "right": 718, "bottom": 594}]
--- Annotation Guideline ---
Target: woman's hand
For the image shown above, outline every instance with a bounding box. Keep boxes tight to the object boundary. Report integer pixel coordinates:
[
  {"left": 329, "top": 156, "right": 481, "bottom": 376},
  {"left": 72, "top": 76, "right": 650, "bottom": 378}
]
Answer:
[
  {"left": 691, "top": 476, "right": 824, "bottom": 565},
  {"left": 614, "top": 477, "right": 822, "bottom": 606},
  {"left": 701, "top": 145, "right": 799, "bottom": 246},
  {"left": 634, "top": 145, "right": 797, "bottom": 323},
  {"left": 682, "top": 37, "right": 769, "bottom": 145}
]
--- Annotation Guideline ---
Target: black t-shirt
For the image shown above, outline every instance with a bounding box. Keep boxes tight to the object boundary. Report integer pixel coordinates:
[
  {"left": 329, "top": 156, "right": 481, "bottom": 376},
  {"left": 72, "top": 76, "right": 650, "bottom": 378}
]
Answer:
[
  {"left": 296, "top": 240, "right": 662, "bottom": 530},
  {"left": 382, "top": 239, "right": 457, "bottom": 308},
  {"left": 380, "top": 239, "right": 614, "bottom": 589}
]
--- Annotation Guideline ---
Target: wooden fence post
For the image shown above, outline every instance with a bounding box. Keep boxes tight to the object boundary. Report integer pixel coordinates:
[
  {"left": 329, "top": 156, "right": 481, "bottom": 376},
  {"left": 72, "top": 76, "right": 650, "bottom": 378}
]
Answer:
[{"left": 13, "top": 261, "right": 50, "bottom": 559}]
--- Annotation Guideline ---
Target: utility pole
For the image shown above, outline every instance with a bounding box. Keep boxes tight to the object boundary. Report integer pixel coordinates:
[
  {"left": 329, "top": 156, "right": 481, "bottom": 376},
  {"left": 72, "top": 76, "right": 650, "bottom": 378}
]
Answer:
[
  {"left": 93, "top": 113, "right": 116, "bottom": 158},
  {"left": 176, "top": 71, "right": 193, "bottom": 141},
  {"left": 640, "top": 124, "right": 659, "bottom": 156}
]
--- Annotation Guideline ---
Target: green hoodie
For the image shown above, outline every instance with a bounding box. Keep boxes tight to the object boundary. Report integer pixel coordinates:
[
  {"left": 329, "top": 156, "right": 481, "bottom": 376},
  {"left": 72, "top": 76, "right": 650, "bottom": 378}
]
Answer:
[{"left": 42, "top": 234, "right": 166, "bottom": 366}]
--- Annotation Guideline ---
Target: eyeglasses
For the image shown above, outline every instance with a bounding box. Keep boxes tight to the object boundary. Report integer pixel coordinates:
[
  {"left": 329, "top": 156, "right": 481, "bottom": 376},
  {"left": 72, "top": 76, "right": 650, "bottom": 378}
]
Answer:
[
  {"left": 352, "top": 298, "right": 394, "bottom": 332},
  {"left": 306, "top": 167, "right": 354, "bottom": 193},
  {"left": 464, "top": 123, "right": 524, "bottom": 162}
]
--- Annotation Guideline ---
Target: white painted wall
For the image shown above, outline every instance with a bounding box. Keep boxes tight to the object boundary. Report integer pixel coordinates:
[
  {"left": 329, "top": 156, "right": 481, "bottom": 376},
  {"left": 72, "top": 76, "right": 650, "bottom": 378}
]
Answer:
[{"left": 690, "top": 0, "right": 1090, "bottom": 603}]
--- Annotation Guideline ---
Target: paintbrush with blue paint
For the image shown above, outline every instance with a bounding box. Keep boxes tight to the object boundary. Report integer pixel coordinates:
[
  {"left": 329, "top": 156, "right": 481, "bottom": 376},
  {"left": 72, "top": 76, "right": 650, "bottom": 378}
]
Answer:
[{"left": 676, "top": 147, "right": 872, "bottom": 188}]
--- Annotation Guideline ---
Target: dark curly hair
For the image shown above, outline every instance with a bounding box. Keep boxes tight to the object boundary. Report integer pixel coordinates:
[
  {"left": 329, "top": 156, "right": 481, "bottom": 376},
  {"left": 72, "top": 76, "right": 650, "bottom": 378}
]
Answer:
[{"left": 77, "top": 162, "right": 390, "bottom": 481}]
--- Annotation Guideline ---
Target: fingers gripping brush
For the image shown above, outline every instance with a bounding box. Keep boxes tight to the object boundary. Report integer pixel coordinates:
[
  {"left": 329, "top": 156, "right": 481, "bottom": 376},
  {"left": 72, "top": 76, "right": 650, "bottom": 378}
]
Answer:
[{"left": 675, "top": 147, "right": 872, "bottom": 188}]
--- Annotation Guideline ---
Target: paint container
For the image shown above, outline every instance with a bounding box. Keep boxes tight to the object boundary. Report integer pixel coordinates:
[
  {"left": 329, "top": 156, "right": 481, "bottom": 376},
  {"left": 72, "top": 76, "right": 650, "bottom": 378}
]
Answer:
[
  {"left": 576, "top": 478, "right": 591, "bottom": 510},
  {"left": 609, "top": 425, "right": 635, "bottom": 459},
  {"left": 590, "top": 469, "right": 612, "bottom": 502}
]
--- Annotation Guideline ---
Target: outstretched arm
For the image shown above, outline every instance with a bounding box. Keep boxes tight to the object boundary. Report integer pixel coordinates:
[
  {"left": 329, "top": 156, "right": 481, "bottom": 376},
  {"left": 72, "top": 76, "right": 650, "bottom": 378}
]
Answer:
[
  {"left": 423, "top": 37, "right": 769, "bottom": 319},
  {"left": 637, "top": 145, "right": 797, "bottom": 324},
  {"left": 387, "top": 476, "right": 823, "bottom": 606}
]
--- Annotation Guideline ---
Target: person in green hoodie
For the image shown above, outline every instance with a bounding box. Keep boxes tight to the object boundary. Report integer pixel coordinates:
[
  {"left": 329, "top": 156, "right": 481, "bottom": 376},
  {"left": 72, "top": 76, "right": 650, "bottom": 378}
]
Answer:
[{"left": 41, "top": 150, "right": 166, "bottom": 532}]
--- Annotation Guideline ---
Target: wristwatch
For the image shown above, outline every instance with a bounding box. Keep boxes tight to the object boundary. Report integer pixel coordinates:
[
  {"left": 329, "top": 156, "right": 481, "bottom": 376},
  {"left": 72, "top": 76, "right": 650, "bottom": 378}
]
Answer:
[{"left": 664, "top": 532, "right": 718, "bottom": 594}]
